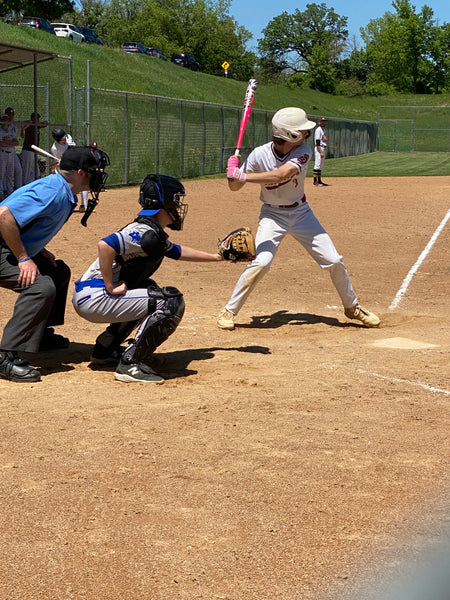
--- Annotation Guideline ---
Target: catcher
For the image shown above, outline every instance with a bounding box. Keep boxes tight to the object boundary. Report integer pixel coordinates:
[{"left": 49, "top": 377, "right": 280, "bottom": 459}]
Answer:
[{"left": 72, "top": 173, "right": 254, "bottom": 383}]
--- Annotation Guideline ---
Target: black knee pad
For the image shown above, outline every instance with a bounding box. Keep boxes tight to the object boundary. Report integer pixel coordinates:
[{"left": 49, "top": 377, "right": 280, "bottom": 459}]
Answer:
[{"left": 123, "top": 286, "right": 185, "bottom": 364}]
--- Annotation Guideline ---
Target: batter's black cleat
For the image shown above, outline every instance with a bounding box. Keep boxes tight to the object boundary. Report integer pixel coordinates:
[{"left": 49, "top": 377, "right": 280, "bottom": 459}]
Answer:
[
  {"left": 114, "top": 361, "right": 164, "bottom": 384},
  {"left": 90, "top": 344, "right": 124, "bottom": 365},
  {"left": 0, "top": 352, "right": 41, "bottom": 383},
  {"left": 39, "top": 328, "right": 70, "bottom": 351}
]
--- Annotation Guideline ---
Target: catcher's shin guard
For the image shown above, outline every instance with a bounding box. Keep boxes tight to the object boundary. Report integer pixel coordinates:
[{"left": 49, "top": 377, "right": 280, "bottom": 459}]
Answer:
[{"left": 122, "top": 285, "right": 185, "bottom": 364}]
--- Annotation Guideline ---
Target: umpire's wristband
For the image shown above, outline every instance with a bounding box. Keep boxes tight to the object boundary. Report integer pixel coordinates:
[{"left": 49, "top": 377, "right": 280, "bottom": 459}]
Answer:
[{"left": 18, "top": 256, "right": 31, "bottom": 263}]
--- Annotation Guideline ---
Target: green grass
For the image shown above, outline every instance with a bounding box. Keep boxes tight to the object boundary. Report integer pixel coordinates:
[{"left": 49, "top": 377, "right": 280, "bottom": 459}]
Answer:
[
  {"left": 319, "top": 151, "right": 450, "bottom": 177},
  {"left": 2, "top": 21, "right": 450, "bottom": 122},
  {"left": 2, "top": 22, "right": 449, "bottom": 177}
]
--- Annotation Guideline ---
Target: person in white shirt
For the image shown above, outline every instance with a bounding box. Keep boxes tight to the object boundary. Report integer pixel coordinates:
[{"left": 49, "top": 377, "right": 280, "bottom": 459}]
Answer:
[
  {"left": 313, "top": 116, "right": 328, "bottom": 187},
  {"left": 4, "top": 107, "right": 23, "bottom": 190},
  {"left": 51, "top": 127, "right": 89, "bottom": 212},
  {"left": 219, "top": 107, "right": 380, "bottom": 331}
]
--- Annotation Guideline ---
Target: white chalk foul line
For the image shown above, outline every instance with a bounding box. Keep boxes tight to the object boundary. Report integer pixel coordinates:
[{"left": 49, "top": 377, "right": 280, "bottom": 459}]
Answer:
[
  {"left": 358, "top": 369, "right": 450, "bottom": 396},
  {"left": 389, "top": 207, "right": 450, "bottom": 310}
]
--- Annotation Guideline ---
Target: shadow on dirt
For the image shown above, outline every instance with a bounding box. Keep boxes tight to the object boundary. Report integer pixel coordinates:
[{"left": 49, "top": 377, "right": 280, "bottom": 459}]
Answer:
[
  {"left": 26, "top": 343, "right": 271, "bottom": 379},
  {"left": 239, "top": 310, "right": 357, "bottom": 329}
]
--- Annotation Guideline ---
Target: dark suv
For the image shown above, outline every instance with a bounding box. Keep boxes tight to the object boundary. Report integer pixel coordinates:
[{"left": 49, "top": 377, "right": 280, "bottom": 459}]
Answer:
[
  {"left": 80, "top": 27, "right": 103, "bottom": 44},
  {"left": 18, "top": 17, "right": 56, "bottom": 34},
  {"left": 121, "top": 42, "right": 151, "bottom": 55},
  {"left": 171, "top": 53, "right": 200, "bottom": 71}
]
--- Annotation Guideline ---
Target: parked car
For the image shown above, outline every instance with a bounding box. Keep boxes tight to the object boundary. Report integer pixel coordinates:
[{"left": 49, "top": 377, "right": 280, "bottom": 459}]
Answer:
[
  {"left": 171, "top": 53, "right": 200, "bottom": 71},
  {"left": 18, "top": 17, "right": 56, "bottom": 34},
  {"left": 51, "top": 23, "right": 85, "bottom": 42},
  {"left": 79, "top": 27, "right": 103, "bottom": 45},
  {"left": 120, "top": 42, "right": 151, "bottom": 55},
  {"left": 147, "top": 47, "right": 167, "bottom": 60}
]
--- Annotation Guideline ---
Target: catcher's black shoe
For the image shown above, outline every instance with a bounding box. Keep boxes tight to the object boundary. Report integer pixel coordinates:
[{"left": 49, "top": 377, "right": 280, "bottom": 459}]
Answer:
[
  {"left": 0, "top": 352, "right": 41, "bottom": 383},
  {"left": 90, "top": 344, "right": 124, "bottom": 365},
  {"left": 114, "top": 361, "right": 164, "bottom": 384},
  {"left": 39, "top": 328, "right": 70, "bottom": 351}
]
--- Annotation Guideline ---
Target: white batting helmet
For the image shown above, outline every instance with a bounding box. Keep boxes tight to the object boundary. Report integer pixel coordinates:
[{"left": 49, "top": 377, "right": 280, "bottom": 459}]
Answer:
[{"left": 272, "top": 107, "right": 316, "bottom": 142}]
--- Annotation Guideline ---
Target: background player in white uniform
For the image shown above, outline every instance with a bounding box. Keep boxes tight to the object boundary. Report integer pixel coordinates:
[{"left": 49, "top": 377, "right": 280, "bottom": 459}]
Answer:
[
  {"left": 4, "top": 107, "right": 23, "bottom": 190},
  {"left": 219, "top": 106, "right": 380, "bottom": 330},
  {"left": 73, "top": 174, "right": 224, "bottom": 383},
  {"left": 313, "top": 116, "right": 328, "bottom": 186},
  {"left": 51, "top": 127, "right": 89, "bottom": 211},
  {"left": 0, "top": 114, "right": 18, "bottom": 200}
]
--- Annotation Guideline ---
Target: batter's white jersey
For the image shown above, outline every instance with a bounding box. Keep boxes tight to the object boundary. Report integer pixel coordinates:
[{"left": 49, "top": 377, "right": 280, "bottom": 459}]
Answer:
[{"left": 243, "top": 141, "right": 312, "bottom": 206}]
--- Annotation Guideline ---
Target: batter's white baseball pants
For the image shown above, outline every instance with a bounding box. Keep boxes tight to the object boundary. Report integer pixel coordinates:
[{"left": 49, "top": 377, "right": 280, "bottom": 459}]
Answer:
[{"left": 225, "top": 202, "right": 358, "bottom": 315}]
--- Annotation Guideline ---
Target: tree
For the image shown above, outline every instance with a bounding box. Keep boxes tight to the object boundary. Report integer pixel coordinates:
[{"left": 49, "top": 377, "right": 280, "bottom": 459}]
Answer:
[
  {"left": 1, "top": 0, "right": 75, "bottom": 21},
  {"left": 361, "top": 0, "right": 448, "bottom": 94},
  {"left": 257, "top": 3, "right": 348, "bottom": 90}
]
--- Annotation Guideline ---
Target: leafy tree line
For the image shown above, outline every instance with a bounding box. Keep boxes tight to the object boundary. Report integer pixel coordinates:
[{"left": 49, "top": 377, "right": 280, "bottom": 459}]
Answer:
[{"left": 2, "top": 0, "right": 449, "bottom": 94}]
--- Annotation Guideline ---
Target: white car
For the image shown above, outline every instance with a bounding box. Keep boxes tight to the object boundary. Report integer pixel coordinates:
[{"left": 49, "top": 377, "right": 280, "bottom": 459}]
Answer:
[{"left": 51, "top": 23, "right": 85, "bottom": 42}]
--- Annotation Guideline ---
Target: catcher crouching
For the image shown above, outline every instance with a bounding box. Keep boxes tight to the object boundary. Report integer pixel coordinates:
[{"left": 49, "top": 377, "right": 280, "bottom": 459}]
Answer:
[{"left": 72, "top": 174, "right": 254, "bottom": 383}]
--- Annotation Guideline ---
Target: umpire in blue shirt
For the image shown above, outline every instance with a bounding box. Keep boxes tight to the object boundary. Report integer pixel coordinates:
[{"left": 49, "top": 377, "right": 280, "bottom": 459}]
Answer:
[{"left": 0, "top": 145, "right": 109, "bottom": 382}]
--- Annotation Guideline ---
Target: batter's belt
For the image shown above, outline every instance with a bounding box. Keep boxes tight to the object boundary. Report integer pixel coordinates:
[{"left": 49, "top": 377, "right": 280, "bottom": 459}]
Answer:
[{"left": 266, "top": 195, "right": 306, "bottom": 208}]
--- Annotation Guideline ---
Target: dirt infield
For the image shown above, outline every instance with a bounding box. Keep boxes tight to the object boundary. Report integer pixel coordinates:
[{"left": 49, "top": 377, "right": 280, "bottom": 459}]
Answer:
[{"left": 1, "top": 176, "right": 449, "bottom": 600}]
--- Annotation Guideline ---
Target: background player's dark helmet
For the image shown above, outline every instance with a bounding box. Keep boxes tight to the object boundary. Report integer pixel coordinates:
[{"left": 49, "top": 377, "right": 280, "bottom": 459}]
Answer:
[
  {"left": 52, "top": 127, "right": 67, "bottom": 142},
  {"left": 139, "top": 174, "right": 188, "bottom": 231}
]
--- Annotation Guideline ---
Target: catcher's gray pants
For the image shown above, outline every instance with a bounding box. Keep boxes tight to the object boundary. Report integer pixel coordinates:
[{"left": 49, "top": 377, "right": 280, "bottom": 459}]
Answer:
[
  {"left": 73, "top": 282, "right": 152, "bottom": 324},
  {"left": 225, "top": 202, "right": 358, "bottom": 315},
  {"left": 0, "top": 248, "right": 71, "bottom": 353}
]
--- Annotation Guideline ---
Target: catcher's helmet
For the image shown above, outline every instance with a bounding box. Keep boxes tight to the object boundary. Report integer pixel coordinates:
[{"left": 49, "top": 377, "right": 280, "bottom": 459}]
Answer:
[
  {"left": 52, "top": 127, "right": 67, "bottom": 142},
  {"left": 272, "top": 107, "right": 316, "bottom": 142},
  {"left": 139, "top": 174, "right": 188, "bottom": 231}
]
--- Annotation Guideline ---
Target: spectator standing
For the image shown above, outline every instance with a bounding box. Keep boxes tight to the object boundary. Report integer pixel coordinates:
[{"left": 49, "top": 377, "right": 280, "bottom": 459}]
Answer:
[
  {"left": 4, "top": 107, "right": 23, "bottom": 190},
  {"left": 21, "top": 112, "right": 48, "bottom": 185},
  {"left": 0, "top": 114, "right": 19, "bottom": 201}
]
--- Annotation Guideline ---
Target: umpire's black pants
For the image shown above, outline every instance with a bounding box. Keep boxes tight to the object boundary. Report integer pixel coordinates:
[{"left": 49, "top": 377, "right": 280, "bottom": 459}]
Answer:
[{"left": 0, "top": 247, "right": 71, "bottom": 353}]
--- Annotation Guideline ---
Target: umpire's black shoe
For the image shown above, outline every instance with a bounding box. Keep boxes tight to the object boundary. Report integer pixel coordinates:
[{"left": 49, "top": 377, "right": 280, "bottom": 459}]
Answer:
[
  {"left": 0, "top": 352, "right": 41, "bottom": 383},
  {"left": 114, "top": 361, "right": 164, "bottom": 384},
  {"left": 39, "top": 328, "right": 70, "bottom": 351},
  {"left": 90, "top": 344, "right": 124, "bottom": 365}
]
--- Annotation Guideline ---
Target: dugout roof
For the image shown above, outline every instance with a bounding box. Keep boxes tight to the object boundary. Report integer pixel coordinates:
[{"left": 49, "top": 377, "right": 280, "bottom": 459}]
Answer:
[{"left": 0, "top": 42, "right": 56, "bottom": 73}]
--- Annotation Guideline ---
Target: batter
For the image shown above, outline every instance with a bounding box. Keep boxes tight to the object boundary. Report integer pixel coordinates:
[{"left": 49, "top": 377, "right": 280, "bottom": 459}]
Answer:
[{"left": 219, "top": 106, "right": 380, "bottom": 330}]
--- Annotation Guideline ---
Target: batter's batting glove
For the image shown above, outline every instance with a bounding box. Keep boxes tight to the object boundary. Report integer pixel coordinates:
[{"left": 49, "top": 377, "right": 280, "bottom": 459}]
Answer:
[
  {"left": 227, "top": 167, "right": 247, "bottom": 182},
  {"left": 227, "top": 156, "right": 240, "bottom": 170}
]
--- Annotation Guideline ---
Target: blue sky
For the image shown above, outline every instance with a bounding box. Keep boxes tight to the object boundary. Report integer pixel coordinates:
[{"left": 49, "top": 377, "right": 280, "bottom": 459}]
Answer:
[{"left": 229, "top": 0, "right": 450, "bottom": 50}]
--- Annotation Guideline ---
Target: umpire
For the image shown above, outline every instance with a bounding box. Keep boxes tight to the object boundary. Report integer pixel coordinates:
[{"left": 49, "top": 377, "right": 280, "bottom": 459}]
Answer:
[{"left": 0, "top": 145, "right": 109, "bottom": 383}]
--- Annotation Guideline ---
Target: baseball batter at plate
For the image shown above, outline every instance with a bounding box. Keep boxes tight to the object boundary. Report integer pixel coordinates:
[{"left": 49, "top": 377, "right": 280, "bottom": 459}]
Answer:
[
  {"left": 218, "top": 106, "right": 380, "bottom": 331},
  {"left": 73, "top": 174, "right": 225, "bottom": 383}
]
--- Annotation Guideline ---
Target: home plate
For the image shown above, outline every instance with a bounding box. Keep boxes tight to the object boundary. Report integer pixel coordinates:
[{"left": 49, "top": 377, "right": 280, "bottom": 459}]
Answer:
[{"left": 372, "top": 337, "right": 438, "bottom": 349}]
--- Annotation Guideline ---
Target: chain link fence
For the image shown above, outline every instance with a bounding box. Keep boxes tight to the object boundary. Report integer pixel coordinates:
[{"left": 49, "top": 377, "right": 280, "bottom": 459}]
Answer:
[
  {"left": 377, "top": 105, "right": 450, "bottom": 152},
  {"left": 85, "top": 88, "right": 377, "bottom": 186},
  {"left": 1, "top": 55, "right": 377, "bottom": 186}
]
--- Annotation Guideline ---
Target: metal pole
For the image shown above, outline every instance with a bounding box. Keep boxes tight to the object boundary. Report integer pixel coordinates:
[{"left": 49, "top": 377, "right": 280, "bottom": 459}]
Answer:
[
  {"left": 86, "top": 60, "right": 90, "bottom": 144},
  {"left": 68, "top": 55, "right": 73, "bottom": 135},
  {"left": 124, "top": 93, "right": 129, "bottom": 184}
]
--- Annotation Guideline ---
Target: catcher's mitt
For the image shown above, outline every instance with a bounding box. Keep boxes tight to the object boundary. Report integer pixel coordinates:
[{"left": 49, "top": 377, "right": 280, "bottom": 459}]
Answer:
[{"left": 218, "top": 227, "right": 256, "bottom": 262}]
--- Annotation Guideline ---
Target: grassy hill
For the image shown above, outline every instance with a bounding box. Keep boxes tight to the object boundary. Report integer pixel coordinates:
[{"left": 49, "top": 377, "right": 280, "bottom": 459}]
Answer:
[{"left": 2, "top": 21, "right": 450, "bottom": 122}]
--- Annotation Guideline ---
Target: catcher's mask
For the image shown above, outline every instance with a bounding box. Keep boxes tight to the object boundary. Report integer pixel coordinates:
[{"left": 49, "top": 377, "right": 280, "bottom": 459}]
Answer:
[
  {"left": 272, "top": 107, "right": 316, "bottom": 143},
  {"left": 139, "top": 174, "right": 188, "bottom": 231}
]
